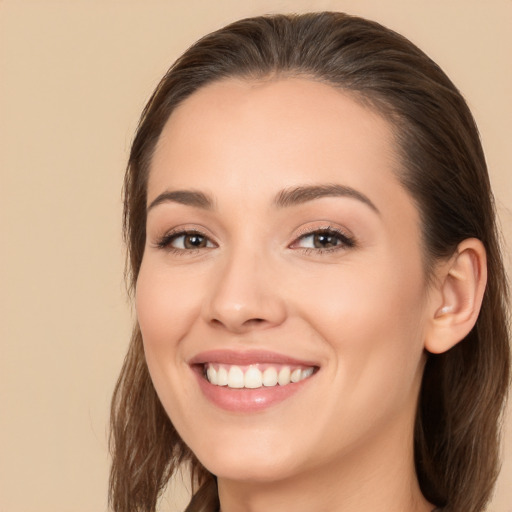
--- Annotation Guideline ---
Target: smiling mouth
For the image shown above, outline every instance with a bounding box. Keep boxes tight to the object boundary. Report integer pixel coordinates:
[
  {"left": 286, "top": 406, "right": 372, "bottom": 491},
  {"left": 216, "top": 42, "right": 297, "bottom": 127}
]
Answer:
[
  {"left": 190, "top": 351, "right": 320, "bottom": 411},
  {"left": 203, "top": 363, "right": 316, "bottom": 389}
]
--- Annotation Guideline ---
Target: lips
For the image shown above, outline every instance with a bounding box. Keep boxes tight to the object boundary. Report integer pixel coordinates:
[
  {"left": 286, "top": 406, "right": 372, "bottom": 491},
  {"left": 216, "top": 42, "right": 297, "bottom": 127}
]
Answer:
[
  {"left": 189, "top": 350, "right": 319, "bottom": 412},
  {"left": 189, "top": 349, "right": 319, "bottom": 367}
]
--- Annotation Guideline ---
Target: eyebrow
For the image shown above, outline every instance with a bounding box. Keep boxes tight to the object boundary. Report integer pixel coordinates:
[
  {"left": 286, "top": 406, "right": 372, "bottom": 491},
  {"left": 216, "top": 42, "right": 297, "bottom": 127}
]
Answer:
[
  {"left": 273, "top": 184, "right": 379, "bottom": 214},
  {"left": 147, "top": 183, "right": 379, "bottom": 214},
  {"left": 147, "top": 190, "right": 215, "bottom": 212}
]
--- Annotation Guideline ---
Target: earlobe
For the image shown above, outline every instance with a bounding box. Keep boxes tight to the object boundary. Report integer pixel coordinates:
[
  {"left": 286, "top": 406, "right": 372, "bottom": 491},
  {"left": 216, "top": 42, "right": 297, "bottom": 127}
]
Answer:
[{"left": 425, "top": 238, "right": 487, "bottom": 354}]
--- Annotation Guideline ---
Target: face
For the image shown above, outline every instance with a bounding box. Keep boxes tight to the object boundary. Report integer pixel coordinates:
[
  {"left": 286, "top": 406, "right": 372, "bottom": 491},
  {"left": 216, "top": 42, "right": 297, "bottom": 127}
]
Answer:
[{"left": 136, "top": 78, "right": 433, "bottom": 483}]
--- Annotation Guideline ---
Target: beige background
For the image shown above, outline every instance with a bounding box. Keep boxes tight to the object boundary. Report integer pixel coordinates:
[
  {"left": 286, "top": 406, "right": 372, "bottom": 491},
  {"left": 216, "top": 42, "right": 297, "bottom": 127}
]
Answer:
[{"left": 0, "top": 1, "right": 510, "bottom": 511}]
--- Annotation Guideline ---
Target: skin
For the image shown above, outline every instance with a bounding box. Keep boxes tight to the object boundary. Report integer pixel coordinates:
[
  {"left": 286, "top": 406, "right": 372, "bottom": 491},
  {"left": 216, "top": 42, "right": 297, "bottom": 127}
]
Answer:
[{"left": 136, "top": 78, "right": 443, "bottom": 512}]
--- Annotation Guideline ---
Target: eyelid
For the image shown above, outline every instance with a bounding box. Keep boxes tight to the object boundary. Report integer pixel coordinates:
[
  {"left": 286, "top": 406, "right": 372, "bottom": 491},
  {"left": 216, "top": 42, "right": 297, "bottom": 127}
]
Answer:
[
  {"left": 289, "top": 224, "right": 356, "bottom": 251},
  {"left": 152, "top": 225, "right": 218, "bottom": 252},
  {"left": 151, "top": 223, "right": 356, "bottom": 254}
]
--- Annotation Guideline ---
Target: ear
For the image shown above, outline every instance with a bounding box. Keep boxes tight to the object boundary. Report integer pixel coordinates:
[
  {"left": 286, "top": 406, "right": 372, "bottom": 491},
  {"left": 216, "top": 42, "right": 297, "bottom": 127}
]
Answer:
[{"left": 425, "top": 238, "right": 487, "bottom": 354}]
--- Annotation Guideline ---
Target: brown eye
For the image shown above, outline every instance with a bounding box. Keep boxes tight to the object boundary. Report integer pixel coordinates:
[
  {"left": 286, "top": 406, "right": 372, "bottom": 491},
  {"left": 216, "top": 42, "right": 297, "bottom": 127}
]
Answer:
[
  {"left": 311, "top": 232, "right": 340, "bottom": 249},
  {"left": 294, "top": 229, "right": 355, "bottom": 251},
  {"left": 157, "top": 231, "right": 215, "bottom": 251},
  {"left": 182, "top": 233, "right": 208, "bottom": 249}
]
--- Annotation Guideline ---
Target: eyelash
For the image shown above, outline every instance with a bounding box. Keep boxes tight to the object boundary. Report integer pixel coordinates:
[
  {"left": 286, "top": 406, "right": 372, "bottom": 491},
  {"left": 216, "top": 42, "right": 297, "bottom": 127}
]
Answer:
[
  {"left": 154, "top": 226, "right": 356, "bottom": 255},
  {"left": 155, "top": 229, "right": 213, "bottom": 254},
  {"left": 292, "top": 226, "right": 356, "bottom": 254}
]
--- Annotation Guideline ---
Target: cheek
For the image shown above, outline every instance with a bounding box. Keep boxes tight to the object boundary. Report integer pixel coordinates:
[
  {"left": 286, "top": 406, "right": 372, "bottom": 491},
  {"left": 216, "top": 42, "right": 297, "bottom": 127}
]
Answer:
[
  {"left": 300, "top": 255, "right": 425, "bottom": 336},
  {"left": 135, "top": 260, "right": 204, "bottom": 428},
  {"left": 135, "top": 261, "right": 201, "bottom": 363},
  {"left": 296, "top": 255, "right": 427, "bottom": 391}
]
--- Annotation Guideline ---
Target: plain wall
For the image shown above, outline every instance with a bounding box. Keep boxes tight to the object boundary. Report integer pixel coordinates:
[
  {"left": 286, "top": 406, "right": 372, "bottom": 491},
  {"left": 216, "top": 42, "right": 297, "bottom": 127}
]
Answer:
[{"left": 1, "top": 1, "right": 510, "bottom": 511}]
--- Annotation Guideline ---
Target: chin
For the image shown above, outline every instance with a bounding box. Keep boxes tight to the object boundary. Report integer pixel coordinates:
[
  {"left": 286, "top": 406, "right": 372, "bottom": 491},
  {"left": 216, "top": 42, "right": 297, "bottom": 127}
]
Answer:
[
  {"left": 194, "top": 436, "right": 303, "bottom": 483},
  {"left": 208, "top": 459, "right": 299, "bottom": 484}
]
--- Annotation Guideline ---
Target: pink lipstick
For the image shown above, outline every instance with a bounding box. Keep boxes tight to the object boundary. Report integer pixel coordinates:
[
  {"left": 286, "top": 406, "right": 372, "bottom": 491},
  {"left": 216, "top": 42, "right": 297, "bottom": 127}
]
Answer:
[{"left": 189, "top": 350, "right": 319, "bottom": 412}]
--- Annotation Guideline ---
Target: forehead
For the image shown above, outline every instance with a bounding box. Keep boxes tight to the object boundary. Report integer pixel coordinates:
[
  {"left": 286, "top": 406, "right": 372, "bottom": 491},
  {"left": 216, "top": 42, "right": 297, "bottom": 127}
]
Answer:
[
  {"left": 152, "top": 78, "right": 397, "bottom": 170},
  {"left": 148, "top": 77, "right": 412, "bottom": 218}
]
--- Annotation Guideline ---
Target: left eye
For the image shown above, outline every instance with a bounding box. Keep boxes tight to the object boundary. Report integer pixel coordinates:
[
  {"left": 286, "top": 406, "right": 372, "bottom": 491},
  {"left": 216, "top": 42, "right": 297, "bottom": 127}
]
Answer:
[{"left": 294, "top": 229, "right": 354, "bottom": 250}]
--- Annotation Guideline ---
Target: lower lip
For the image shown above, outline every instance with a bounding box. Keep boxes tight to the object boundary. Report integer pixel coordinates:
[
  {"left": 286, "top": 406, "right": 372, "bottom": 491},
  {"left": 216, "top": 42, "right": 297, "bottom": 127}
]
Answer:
[{"left": 193, "top": 367, "right": 315, "bottom": 413}]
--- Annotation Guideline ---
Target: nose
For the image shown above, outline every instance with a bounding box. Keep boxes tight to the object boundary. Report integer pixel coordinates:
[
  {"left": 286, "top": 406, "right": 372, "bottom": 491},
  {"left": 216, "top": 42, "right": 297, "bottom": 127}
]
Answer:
[{"left": 202, "top": 247, "right": 287, "bottom": 334}]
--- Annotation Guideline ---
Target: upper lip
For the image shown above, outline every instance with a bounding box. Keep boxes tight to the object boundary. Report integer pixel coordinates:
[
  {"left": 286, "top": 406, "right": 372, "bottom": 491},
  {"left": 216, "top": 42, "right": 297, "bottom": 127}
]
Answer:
[{"left": 188, "top": 349, "right": 319, "bottom": 367}]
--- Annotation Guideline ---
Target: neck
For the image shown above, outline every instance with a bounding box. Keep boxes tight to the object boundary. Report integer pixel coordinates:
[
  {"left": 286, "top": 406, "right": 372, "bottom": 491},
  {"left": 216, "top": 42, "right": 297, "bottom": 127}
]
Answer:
[{"left": 217, "top": 410, "right": 433, "bottom": 512}]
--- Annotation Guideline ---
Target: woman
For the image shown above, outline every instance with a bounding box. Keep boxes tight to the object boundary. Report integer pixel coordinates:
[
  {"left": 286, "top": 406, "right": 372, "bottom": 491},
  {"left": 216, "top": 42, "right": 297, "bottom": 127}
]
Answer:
[{"left": 109, "top": 12, "right": 510, "bottom": 512}]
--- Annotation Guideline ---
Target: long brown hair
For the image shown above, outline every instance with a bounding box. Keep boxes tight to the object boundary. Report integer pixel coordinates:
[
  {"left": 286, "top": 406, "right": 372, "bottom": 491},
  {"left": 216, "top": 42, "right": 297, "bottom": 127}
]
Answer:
[{"left": 110, "top": 12, "right": 510, "bottom": 512}]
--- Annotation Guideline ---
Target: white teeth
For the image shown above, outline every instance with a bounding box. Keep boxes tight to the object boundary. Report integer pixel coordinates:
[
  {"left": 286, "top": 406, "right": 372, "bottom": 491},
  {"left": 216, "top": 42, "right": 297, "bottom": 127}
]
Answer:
[
  {"left": 278, "top": 367, "right": 291, "bottom": 386},
  {"left": 206, "top": 365, "right": 218, "bottom": 385},
  {"left": 204, "top": 363, "right": 315, "bottom": 388},
  {"left": 217, "top": 366, "right": 228, "bottom": 386},
  {"left": 290, "top": 368, "right": 302, "bottom": 383},
  {"left": 244, "top": 366, "right": 263, "bottom": 388},
  {"left": 262, "top": 367, "right": 278, "bottom": 386},
  {"left": 228, "top": 366, "right": 244, "bottom": 388},
  {"left": 301, "top": 367, "right": 314, "bottom": 379}
]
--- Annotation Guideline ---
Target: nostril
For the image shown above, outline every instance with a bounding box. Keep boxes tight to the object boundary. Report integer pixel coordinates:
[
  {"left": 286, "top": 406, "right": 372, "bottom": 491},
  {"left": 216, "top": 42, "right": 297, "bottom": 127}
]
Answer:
[
  {"left": 209, "top": 317, "right": 267, "bottom": 331},
  {"left": 243, "top": 318, "right": 265, "bottom": 326}
]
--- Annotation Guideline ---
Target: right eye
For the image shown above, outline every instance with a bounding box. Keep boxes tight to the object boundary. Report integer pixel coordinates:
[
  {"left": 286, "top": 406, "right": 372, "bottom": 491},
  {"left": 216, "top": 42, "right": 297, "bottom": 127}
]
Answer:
[{"left": 157, "top": 230, "right": 215, "bottom": 251}]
